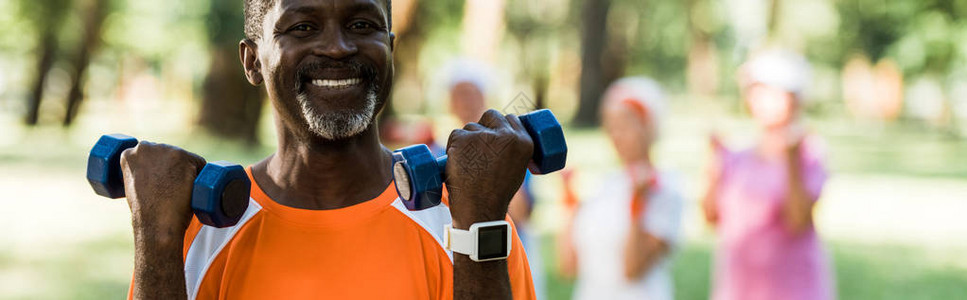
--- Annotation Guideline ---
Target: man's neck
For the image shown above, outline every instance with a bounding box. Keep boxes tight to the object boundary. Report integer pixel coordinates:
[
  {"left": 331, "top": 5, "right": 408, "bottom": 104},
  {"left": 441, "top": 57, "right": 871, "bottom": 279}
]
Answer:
[{"left": 252, "top": 126, "right": 395, "bottom": 210}]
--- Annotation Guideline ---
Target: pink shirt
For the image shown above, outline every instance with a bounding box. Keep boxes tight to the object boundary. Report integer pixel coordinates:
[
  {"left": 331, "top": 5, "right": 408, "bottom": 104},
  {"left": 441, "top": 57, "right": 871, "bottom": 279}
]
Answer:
[{"left": 711, "top": 137, "right": 834, "bottom": 300}]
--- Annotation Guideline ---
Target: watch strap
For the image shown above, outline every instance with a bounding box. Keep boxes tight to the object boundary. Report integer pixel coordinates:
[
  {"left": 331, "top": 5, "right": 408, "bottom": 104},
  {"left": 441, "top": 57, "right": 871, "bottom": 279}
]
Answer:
[{"left": 444, "top": 224, "right": 475, "bottom": 256}]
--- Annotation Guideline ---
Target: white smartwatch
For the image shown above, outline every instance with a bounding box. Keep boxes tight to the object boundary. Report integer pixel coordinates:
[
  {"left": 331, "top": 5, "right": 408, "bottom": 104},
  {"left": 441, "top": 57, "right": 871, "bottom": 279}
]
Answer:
[{"left": 444, "top": 221, "right": 512, "bottom": 262}]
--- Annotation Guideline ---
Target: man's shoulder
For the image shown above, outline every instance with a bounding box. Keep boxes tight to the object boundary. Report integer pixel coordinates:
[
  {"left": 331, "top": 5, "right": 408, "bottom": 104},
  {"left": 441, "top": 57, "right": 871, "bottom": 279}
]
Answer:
[
  {"left": 387, "top": 199, "right": 453, "bottom": 257},
  {"left": 183, "top": 198, "right": 265, "bottom": 299}
]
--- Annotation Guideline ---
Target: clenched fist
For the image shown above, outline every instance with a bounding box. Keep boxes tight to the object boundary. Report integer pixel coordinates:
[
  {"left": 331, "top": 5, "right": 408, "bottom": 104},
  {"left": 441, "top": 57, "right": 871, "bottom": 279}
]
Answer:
[
  {"left": 445, "top": 109, "right": 534, "bottom": 229},
  {"left": 120, "top": 141, "right": 207, "bottom": 244}
]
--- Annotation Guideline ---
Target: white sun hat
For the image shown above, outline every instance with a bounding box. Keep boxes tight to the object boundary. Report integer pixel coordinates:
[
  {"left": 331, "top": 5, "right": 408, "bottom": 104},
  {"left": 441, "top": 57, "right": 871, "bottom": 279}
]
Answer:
[
  {"left": 446, "top": 58, "right": 495, "bottom": 96},
  {"left": 602, "top": 76, "right": 667, "bottom": 128},
  {"left": 743, "top": 49, "right": 812, "bottom": 100}
]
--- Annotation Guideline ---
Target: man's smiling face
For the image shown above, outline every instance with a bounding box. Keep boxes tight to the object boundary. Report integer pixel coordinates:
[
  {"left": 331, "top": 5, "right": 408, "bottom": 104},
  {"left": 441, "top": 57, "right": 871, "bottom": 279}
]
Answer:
[{"left": 246, "top": 0, "right": 394, "bottom": 141}]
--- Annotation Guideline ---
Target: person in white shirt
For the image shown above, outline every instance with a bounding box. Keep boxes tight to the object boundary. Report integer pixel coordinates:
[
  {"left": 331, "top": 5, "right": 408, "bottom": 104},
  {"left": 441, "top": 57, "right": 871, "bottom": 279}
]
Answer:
[{"left": 558, "top": 77, "right": 684, "bottom": 300}]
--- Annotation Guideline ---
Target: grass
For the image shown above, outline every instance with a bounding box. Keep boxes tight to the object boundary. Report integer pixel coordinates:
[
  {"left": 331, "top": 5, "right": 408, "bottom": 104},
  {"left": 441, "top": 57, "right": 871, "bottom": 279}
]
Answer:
[
  {"left": 0, "top": 233, "right": 132, "bottom": 299},
  {"left": 539, "top": 238, "right": 967, "bottom": 300},
  {"left": 3, "top": 233, "right": 966, "bottom": 299}
]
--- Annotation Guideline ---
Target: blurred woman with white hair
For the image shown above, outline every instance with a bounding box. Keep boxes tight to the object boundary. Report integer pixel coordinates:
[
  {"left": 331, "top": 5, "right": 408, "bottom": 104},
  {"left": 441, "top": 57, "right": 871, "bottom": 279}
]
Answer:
[
  {"left": 702, "top": 49, "right": 834, "bottom": 300},
  {"left": 559, "top": 77, "right": 684, "bottom": 300}
]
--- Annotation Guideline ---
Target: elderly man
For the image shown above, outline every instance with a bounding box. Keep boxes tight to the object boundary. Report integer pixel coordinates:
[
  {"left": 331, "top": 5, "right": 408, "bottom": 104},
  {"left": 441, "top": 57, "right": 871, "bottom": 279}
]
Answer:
[{"left": 119, "top": 0, "right": 537, "bottom": 299}]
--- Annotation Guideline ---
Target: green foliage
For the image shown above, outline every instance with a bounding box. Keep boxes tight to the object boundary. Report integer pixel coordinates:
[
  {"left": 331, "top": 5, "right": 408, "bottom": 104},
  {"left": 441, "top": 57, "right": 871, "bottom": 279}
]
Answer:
[
  {"left": 17, "top": 0, "right": 73, "bottom": 30},
  {"left": 208, "top": 0, "right": 246, "bottom": 45},
  {"left": 835, "top": 0, "right": 967, "bottom": 76},
  {"left": 100, "top": 0, "right": 209, "bottom": 64},
  {"left": 624, "top": 0, "right": 692, "bottom": 90},
  {"left": 418, "top": 0, "right": 465, "bottom": 35}
]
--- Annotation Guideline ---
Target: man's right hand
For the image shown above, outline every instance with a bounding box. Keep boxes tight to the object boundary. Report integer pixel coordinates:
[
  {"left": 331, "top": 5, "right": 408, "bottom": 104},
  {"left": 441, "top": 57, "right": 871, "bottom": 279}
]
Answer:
[
  {"left": 120, "top": 141, "right": 206, "bottom": 245},
  {"left": 121, "top": 141, "right": 204, "bottom": 300}
]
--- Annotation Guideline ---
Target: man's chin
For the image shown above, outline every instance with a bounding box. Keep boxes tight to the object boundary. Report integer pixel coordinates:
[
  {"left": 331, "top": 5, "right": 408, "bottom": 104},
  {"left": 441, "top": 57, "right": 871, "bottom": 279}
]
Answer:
[
  {"left": 300, "top": 102, "right": 377, "bottom": 141},
  {"left": 305, "top": 112, "right": 373, "bottom": 141},
  {"left": 295, "top": 81, "right": 380, "bottom": 141}
]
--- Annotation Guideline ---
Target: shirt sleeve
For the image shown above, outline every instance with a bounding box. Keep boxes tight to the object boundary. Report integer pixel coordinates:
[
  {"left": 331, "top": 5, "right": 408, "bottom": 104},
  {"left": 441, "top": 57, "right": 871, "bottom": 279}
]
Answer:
[
  {"left": 506, "top": 215, "right": 537, "bottom": 300},
  {"left": 640, "top": 174, "right": 685, "bottom": 249}
]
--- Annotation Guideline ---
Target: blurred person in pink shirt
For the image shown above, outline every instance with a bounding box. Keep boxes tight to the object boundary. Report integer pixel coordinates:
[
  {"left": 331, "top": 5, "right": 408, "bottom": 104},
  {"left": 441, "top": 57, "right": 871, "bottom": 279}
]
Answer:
[{"left": 702, "top": 49, "right": 834, "bottom": 300}]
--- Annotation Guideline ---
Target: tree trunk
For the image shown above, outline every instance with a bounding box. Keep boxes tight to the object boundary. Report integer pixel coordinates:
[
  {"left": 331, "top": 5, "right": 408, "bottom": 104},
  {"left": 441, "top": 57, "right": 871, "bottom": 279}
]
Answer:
[
  {"left": 23, "top": 0, "right": 71, "bottom": 126},
  {"left": 573, "top": 0, "right": 612, "bottom": 127},
  {"left": 63, "top": 0, "right": 108, "bottom": 126},
  {"left": 198, "top": 0, "right": 264, "bottom": 145},
  {"left": 198, "top": 46, "right": 264, "bottom": 145},
  {"left": 533, "top": 74, "right": 547, "bottom": 110},
  {"left": 25, "top": 31, "right": 57, "bottom": 126},
  {"left": 685, "top": 0, "right": 719, "bottom": 98},
  {"left": 380, "top": 0, "right": 425, "bottom": 123},
  {"left": 767, "top": 0, "right": 782, "bottom": 39}
]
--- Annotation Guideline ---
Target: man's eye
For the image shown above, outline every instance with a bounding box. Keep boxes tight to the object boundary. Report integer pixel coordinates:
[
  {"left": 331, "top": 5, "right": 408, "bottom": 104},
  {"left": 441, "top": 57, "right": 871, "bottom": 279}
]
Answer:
[
  {"left": 349, "top": 21, "right": 376, "bottom": 31},
  {"left": 291, "top": 24, "right": 314, "bottom": 32}
]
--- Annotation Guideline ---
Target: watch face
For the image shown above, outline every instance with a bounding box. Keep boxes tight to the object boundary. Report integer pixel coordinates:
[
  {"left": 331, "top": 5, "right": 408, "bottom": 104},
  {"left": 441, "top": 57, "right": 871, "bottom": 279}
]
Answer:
[{"left": 477, "top": 224, "right": 509, "bottom": 260}]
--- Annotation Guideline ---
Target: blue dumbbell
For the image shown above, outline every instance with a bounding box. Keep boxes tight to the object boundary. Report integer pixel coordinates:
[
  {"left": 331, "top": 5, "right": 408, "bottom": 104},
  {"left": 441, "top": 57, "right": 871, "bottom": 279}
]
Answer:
[
  {"left": 86, "top": 134, "right": 250, "bottom": 228},
  {"left": 392, "top": 109, "right": 567, "bottom": 210}
]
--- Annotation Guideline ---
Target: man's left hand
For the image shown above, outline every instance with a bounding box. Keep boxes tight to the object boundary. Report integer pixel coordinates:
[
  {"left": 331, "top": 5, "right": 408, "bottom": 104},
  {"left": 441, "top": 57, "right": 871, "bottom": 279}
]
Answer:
[{"left": 445, "top": 109, "right": 534, "bottom": 229}]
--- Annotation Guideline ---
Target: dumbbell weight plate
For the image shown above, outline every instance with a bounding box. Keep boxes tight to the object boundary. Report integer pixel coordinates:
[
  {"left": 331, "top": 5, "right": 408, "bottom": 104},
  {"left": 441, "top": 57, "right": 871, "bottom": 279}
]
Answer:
[
  {"left": 191, "top": 161, "right": 250, "bottom": 228},
  {"left": 393, "top": 160, "right": 413, "bottom": 202},
  {"left": 87, "top": 134, "right": 139, "bottom": 199}
]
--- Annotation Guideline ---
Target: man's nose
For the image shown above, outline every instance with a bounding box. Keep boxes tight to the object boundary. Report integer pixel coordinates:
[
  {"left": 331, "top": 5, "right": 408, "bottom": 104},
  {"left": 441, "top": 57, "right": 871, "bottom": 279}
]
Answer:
[{"left": 312, "top": 24, "right": 357, "bottom": 59}]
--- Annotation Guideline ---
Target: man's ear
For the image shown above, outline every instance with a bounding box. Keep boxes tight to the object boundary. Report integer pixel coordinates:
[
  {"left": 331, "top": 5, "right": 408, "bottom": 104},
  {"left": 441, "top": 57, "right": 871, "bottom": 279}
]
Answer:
[
  {"left": 389, "top": 32, "right": 396, "bottom": 52},
  {"left": 239, "top": 39, "right": 263, "bottom": 86}
]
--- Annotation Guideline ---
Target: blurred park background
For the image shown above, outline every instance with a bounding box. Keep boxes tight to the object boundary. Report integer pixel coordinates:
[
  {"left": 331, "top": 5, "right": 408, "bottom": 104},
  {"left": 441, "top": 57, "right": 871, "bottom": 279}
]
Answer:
[{"left": 2, "top": 0, "right": 967, "bottom": 298}]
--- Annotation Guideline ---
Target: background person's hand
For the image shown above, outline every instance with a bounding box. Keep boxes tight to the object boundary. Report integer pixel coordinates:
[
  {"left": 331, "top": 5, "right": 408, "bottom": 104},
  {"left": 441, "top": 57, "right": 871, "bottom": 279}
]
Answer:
[
  {"left": 702, "top": 133, "right": 727, "bottom": 225},
  {"left": 783, "top": 124, "right": 808, "bottom": 157},
  {"left": 628, "top": 162, "right": 657, "bottom": 221}
]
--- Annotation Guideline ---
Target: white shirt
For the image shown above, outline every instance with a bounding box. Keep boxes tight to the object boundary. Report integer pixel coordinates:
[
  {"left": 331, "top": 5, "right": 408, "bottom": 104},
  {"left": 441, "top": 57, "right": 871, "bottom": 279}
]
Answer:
[{"left": 572, "top": 171, "right": 684, "bottom": 300}]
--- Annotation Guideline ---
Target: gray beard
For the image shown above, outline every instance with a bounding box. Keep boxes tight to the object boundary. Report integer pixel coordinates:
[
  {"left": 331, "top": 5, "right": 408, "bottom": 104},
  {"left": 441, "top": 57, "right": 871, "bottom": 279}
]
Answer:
[{"left": 297, "top": 85, "right": 378, "bottom": 140}]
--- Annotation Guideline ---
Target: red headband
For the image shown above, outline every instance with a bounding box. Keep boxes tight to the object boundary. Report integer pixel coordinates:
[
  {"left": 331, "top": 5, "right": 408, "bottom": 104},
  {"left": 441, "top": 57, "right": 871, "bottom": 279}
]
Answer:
[{"left": 621, "top": 97, "right": 649, "bottom": 120}]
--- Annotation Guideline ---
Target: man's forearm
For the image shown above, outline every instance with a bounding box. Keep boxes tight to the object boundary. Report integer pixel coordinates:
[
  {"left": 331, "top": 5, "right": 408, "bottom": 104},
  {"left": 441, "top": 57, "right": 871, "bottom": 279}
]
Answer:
[
  {"left": 451, "top": 212, "right": 513, "bottom": 300},
  {"left": 453, "top": 255, "right": 511, "bottom": 300},
  {"left": 131, "top": 230, "right": 187, "bottom": 300}
]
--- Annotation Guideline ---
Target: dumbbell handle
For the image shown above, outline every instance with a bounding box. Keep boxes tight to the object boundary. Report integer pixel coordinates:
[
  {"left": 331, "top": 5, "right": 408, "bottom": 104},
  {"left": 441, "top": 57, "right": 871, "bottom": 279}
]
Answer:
[
  {"left": 424, "top": 114, "right": 548, "bottom": 178},
  {"left": 393, "top": 109, "right": 567, "bottom": 211},
  {"left": 433, "top": 156, "right": 448, "bottom": 177}
]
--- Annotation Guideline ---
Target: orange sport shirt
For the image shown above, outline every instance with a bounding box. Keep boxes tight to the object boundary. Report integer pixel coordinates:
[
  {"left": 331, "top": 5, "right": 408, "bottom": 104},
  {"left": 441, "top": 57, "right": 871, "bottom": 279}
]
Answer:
[{"left": 128, "top": 167, "right": 535, "bottom": 299}]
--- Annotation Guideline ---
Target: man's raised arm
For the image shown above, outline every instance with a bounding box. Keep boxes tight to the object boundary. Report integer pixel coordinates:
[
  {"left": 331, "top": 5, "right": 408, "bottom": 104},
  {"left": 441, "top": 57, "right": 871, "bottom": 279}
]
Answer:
[
  {"left": 121, "top": 142, "right": 206, "bottom": 300},
  {"left": 444, "top": 110, "right": 538, "bottom": 300}
]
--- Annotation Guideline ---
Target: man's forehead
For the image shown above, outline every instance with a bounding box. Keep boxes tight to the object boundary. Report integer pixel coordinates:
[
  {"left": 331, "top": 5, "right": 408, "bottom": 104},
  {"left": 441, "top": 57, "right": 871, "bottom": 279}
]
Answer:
[{"left": 272, "top": 0, "right": 388, "bottom": 17}]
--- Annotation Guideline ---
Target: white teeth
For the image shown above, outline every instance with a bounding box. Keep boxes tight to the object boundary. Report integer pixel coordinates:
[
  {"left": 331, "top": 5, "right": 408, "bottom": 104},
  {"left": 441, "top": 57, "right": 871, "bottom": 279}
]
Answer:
[{"left": 311, "top": 78, "right": 361, "bottom": 88}]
